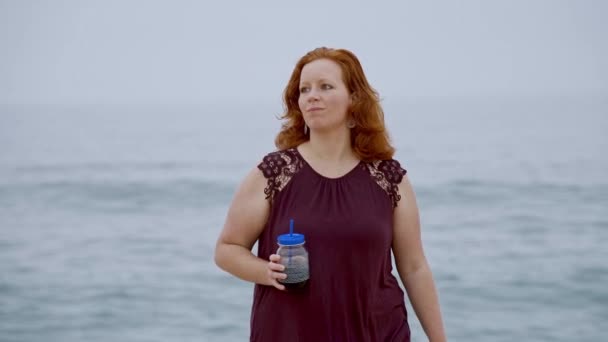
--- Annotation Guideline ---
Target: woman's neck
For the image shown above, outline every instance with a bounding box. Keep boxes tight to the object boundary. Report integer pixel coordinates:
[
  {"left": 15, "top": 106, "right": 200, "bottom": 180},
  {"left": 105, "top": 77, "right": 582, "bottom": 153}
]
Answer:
[{"left": 301, "top": 127, "right": 357, "bottom": 163}]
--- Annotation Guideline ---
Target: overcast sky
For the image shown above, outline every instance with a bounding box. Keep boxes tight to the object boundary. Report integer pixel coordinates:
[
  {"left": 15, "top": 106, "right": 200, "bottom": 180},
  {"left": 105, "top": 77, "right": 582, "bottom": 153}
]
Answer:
[{"left": 1, "top": 0, "right": 606, "bottom": 106}]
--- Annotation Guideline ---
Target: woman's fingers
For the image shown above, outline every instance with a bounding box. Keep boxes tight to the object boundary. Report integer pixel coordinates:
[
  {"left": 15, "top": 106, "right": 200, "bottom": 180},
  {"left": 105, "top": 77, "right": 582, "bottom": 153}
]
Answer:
[
  {"left": 272, "top": 279, "right": 286, "bottom": 291},
  {"left": 268, "top": 254, "right": 285, "bottom": 271},
  {"left": 268, "top": 270, "right": 287, "bottom": 280},
  {"left": 268, "top": 262, "right": 285, "bottom": 272},
  {"left": 267, "top": 254, "right": 286, "bottom": 290}
]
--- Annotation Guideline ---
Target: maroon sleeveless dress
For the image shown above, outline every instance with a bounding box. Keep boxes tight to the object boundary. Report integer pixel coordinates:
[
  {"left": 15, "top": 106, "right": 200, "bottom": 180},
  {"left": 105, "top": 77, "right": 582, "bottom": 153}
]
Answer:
[{"left": 252, "top": 147, "right": 410, "bottom": 342}]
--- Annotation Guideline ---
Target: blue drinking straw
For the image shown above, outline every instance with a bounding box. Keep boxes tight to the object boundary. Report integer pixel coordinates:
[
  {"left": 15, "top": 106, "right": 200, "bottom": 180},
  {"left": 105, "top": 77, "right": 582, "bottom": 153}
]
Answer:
[{"left": 288, "top": 219, "right": 294, "bottom": 266}]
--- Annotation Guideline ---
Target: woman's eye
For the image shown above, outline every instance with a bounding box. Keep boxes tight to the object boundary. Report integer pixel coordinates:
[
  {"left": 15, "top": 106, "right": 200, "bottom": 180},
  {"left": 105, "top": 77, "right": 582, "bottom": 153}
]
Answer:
[
  {"left": 322, "top": 84, "right": 333, "bottom": 90},
  {"left": 300, "top": 86, "right": 310, "bottom": 93}
]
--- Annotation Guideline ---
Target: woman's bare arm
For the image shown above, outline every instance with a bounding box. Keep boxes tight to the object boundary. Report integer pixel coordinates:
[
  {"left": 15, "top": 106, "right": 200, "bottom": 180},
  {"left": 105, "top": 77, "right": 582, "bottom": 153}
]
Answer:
[
  {"left": 392, "top": 175, "right": 447, "bottom": 342},
  {"left": 214, "top": 166, "right": 286, "bottom": 290}
]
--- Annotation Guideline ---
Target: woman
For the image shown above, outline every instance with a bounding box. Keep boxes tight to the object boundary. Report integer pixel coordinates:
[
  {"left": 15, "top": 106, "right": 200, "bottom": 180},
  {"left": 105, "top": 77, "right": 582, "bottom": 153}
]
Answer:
[{"left": 215, "top": 47, "right": 446, "bottom": 341}]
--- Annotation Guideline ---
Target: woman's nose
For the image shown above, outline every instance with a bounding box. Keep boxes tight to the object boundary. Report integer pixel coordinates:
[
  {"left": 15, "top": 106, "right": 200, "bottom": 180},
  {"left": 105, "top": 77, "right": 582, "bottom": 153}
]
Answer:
[{"left": 307, "top": 89, "right": 320, "bottom": 101}]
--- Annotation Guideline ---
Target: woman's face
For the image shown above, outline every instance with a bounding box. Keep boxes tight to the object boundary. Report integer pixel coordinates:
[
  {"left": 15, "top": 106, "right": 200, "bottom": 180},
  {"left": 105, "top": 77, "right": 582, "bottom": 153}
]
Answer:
[{"left": 298, "top": 58, "right": 352, "bottom": 133}]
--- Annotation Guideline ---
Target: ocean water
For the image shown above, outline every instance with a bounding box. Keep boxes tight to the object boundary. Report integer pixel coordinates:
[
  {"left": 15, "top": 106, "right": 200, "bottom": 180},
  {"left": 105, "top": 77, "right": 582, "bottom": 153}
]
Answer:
[{"left": 0, "top": 96, "right": 607, "bottom": 341}]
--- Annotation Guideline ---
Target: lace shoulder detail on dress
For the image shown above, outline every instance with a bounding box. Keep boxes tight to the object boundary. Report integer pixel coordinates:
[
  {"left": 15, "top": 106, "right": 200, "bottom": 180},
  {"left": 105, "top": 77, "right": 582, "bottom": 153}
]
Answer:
[
  {"left": 364, "top": 159, "right": 407, "bottom": 208},
  {"left": 256, "top": 148, "right": 304, "bottom": 201}
]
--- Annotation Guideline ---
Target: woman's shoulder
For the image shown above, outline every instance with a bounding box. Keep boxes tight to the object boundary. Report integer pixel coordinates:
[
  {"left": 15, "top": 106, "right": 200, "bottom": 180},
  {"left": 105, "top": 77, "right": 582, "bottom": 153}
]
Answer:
[
  {"left": 363, "top": 157, "right": 407, "bottom": 183},
  {"left": 362, "top": 157, "right": 407, "bottom": 207},
  {"left": 255, "top": 148, "right": 305, "bottom": 201},
  {"left": 256, "top": 148, "right": 303, "bottom": 179}
]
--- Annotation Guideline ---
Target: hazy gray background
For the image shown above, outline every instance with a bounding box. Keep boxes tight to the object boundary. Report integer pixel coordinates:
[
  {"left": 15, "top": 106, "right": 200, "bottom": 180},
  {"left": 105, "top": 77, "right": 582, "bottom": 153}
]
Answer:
[
  {"left": 1, "top": 1, "right": 607, "bottom": 342},
  {"left": 1, "top": 0, "right": 606, "bottom": 106}
]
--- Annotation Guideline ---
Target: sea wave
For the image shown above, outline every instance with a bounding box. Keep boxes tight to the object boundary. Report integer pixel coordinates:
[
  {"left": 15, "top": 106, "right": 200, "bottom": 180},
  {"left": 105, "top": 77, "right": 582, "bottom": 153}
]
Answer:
[{"left": 0, "top": 178, "right": 236, "bottom": 214}]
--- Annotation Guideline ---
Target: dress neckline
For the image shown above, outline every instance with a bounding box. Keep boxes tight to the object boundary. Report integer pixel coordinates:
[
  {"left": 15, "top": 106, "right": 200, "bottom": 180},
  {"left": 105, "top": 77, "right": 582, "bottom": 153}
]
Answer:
[{"left": 292, "top": 146, "right": 363, "bottom": 181}]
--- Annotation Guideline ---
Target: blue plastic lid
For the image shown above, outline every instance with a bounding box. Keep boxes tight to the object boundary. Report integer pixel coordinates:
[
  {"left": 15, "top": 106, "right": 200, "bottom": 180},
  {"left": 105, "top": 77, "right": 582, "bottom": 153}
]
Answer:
[{"left": 277, "top": 233, "right": 305, "bottom": 245}]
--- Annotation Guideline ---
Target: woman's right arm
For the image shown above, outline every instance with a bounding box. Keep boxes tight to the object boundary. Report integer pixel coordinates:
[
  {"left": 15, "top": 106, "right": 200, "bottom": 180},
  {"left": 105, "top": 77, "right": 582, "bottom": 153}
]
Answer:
[{"left": 214, "top": 166, "right": 287, "bottom": 290}]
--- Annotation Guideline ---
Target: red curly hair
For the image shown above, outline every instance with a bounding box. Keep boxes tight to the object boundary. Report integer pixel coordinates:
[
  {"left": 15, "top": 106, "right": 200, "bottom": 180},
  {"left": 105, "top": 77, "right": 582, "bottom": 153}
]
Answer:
[{"left": 274, "top": 47, "right": 395, "bottom": 161}]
